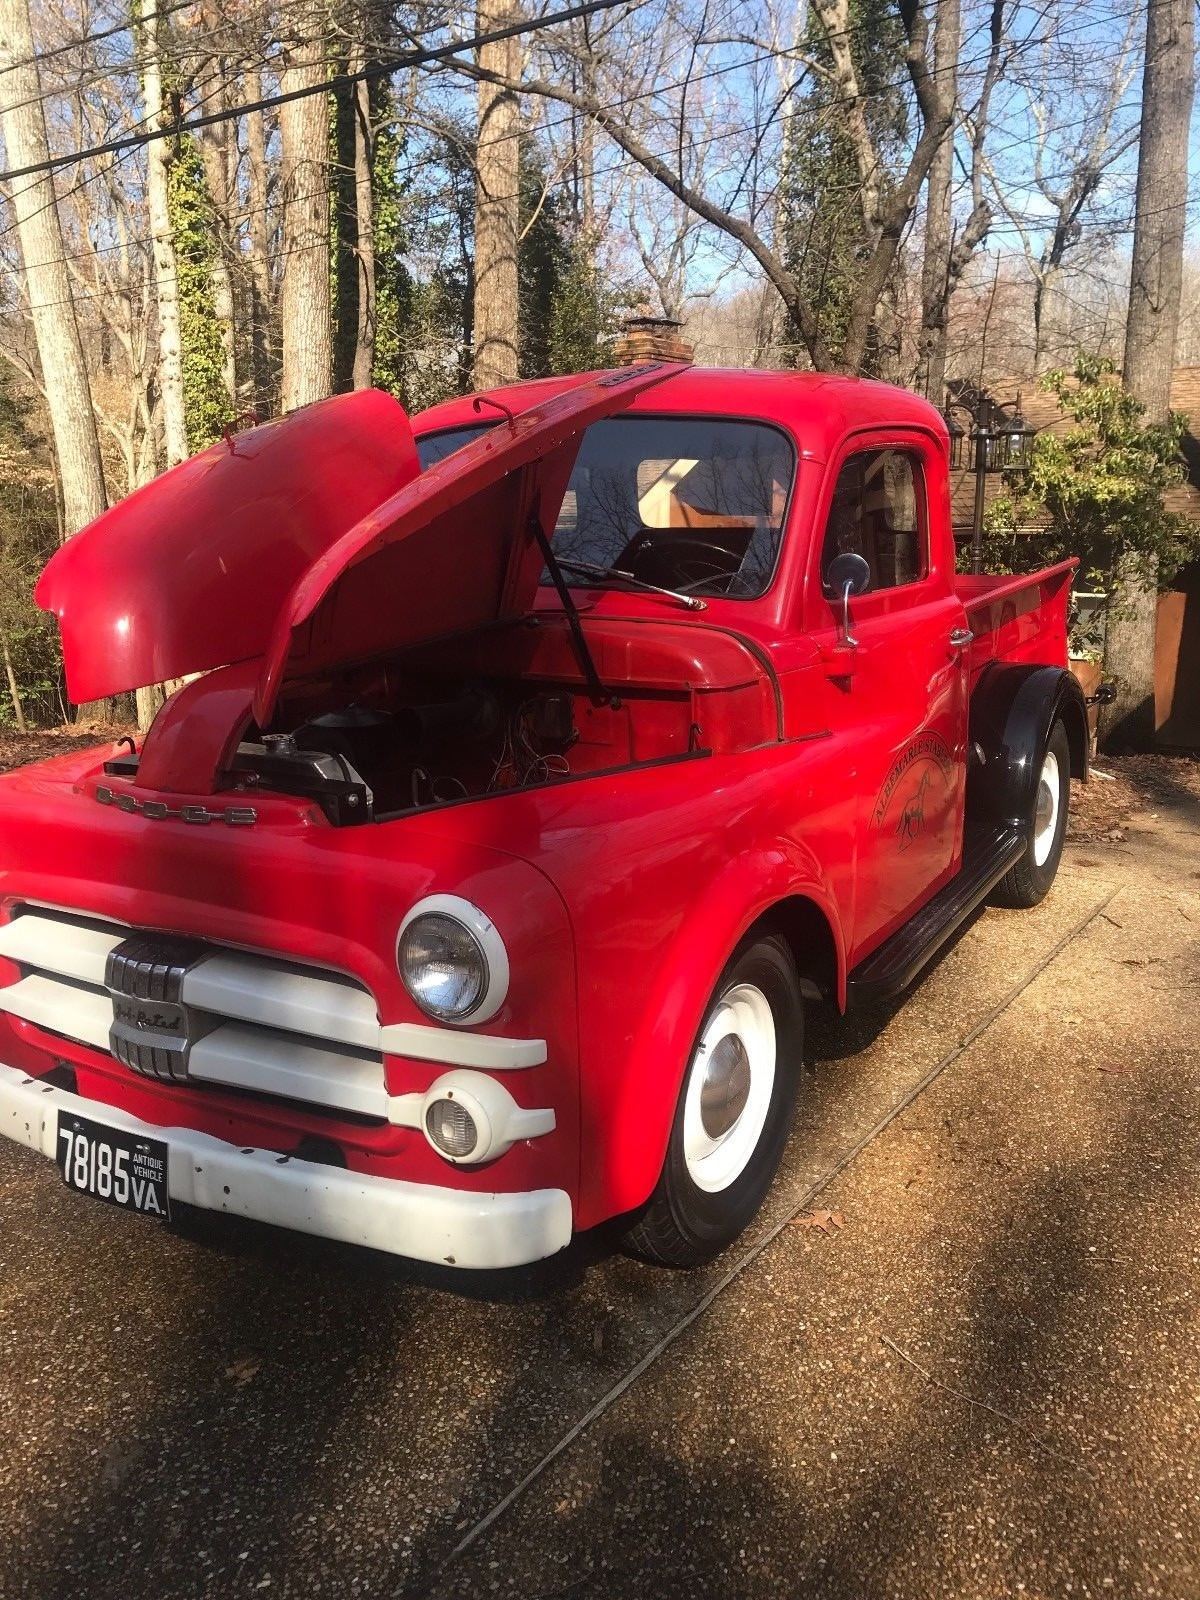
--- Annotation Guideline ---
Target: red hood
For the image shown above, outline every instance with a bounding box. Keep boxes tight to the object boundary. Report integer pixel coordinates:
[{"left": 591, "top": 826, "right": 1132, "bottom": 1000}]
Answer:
[
  {"left": 36, "top": 389, "right": 421, "bottom": 705},
  {"left": 36, "top": 364, "right": 685, "bottom": 723}
]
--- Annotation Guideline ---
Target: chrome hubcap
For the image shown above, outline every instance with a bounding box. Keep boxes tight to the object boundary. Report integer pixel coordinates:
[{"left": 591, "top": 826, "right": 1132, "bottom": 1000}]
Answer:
[{"left": 699, "top": 1033, "right": 752, "bottom": 1138}]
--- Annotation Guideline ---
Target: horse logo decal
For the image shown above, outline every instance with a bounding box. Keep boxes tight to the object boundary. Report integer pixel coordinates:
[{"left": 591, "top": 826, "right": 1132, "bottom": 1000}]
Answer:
[{"left": 871, "top": 732, "right": 954, "bottom": 851}]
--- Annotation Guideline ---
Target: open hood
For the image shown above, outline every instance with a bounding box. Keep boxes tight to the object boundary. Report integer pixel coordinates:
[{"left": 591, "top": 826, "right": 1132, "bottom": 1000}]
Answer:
[
  {"left": 36, "top": 364, "right": 686, "bottom": 721},
  {"left": 251, "top": 361, "right": 687, "bottom": 725},
  {"left": 36, "top": 389, "right": 421, "bottom": 705}
]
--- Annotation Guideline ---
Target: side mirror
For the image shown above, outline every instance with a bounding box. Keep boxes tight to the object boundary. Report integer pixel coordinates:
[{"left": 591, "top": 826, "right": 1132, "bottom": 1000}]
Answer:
[{"left": 824, "top": 552, "right": 871, "bottom": 648}]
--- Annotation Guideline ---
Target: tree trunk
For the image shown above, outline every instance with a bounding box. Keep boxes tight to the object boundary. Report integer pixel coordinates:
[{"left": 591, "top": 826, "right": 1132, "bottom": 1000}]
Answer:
[
  {"left": 2, "top": 634, "right": 26, "bottom": 733},
  {"left": 245, "top": 78, "right": 274, "bottom": 410},
  {"left": 352, "top": 77, "right": 376, "bottom": 390},
  {"left": 0, "top": 0, "right": 108, "bottom": 536},
  {"left": 916, "top": 0, "right": 960, "bottom": 403},
  {"left": 194, "top": 17, "right": 237, "bottom": 409},
  {"left": 473, "top": 1, "right": 521, "bottom": 388},
  {"left": 136, "top": 0, "right": 188, "bottom": 467},
  {"left": 1105, "top": 0, "right": 1195, "bottom": 751},
  {"left": 332, "top": 47, "right": 375, "bottom": 391},
  {"left": 279, "top": 19, "right": 332, "bottom": 411}
]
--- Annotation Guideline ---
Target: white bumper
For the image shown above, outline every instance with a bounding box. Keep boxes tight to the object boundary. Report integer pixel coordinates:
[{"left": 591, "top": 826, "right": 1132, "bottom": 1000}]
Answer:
[{"left": 0, "top": 1062, "right": 572, "bottom": 1270}]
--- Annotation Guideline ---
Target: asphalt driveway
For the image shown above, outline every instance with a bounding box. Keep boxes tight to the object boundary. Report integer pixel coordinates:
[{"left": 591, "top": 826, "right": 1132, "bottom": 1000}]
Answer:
[{"left": 0, "top": 764, "right": 1196, "bottom": 1600}]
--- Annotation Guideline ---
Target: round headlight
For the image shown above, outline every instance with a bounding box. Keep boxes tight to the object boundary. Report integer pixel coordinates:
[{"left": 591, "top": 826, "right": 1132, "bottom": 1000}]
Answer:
[
  {"left": 397, "top": 895, "right": 510, "bottom": 1024},
  {"left": 399, "top": 913, "right": 488, "bottom": 1021}
]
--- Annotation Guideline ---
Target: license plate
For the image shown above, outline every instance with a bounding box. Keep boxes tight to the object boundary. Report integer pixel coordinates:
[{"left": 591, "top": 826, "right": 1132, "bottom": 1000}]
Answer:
[{"left": 56, "top": 1112, "right": 171, "bottom": 1221}]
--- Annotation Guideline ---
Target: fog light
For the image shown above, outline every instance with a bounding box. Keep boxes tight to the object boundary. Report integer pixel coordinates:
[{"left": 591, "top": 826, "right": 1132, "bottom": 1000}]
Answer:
[{"left": 425, "top": 1096, "right": 478, "bottom": 1159}]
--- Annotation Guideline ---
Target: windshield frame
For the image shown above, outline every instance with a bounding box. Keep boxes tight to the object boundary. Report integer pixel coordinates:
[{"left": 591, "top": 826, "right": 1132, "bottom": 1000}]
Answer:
[{"left": 413, "top": 409, "right": 799, "bottom": 604}]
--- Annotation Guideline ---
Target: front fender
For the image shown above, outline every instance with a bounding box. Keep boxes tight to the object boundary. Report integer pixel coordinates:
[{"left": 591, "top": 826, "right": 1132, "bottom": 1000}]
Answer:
[{"left": 575, "top": 840, "right": 845, "bottom": 1227}]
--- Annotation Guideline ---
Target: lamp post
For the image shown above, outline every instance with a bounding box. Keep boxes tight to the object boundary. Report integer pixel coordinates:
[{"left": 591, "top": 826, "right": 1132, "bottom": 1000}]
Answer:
[{"left": 943, "top": 392, "right": 1036, "bottom": 575}]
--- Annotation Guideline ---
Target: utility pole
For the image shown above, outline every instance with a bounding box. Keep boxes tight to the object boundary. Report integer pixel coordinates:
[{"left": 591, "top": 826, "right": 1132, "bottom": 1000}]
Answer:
[{"left": 1106, "top": 0, "right": 1195, "bottom": 749}]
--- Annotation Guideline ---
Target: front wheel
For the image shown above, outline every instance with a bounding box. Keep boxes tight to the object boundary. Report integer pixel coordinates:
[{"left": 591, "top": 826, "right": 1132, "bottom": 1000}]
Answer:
[
  {"left": 991, "top": 717, "right": 1071, "bottom": 908},
  {"left": 623, "top": 936, "right": 803, "bottom": 1268}
]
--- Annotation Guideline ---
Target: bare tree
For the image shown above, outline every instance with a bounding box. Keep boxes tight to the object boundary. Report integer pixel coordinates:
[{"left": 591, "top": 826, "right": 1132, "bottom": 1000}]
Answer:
[
  {"left": 457, "top": 0, "right": 956, "bottom": 373},
  {"left": 982, "top": 4, "right": 1140, "bottom": 372},
  {"left": 194, "top": 0, "right": 239, "bottom": 407},
  {"left": 0, "top": 0, "right": 107, "bottom": 536},
  {"left": 1105, "top": 0, "right": 1195, "bottom": 749},
  {"left": 473, "top": 0, "right": 521, "bottom": 387},
  {"left": 333, "top": 30, "right": 379, "bottom": 391}
]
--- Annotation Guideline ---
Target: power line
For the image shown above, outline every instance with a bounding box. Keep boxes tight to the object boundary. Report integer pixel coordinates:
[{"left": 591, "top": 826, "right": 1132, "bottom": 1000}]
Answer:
[
  {"left": 0, "top": 0, "right": 1146, "bottom": 176},
  {"left": 0, "top": 19, "right": 1155, "bottom": 297},
  {"left": 0, "top": 0, "right": 641, "bottom": 181}
]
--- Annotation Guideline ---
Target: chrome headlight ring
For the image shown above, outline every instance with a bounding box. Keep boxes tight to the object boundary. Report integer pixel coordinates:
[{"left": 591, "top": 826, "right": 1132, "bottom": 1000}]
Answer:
[{"left": 397, "top": 894, "right": 510, "bottom": 1025}]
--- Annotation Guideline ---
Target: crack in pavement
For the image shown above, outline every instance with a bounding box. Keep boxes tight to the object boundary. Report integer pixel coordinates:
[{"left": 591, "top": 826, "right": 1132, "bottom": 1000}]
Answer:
[{"left": 424, "top": 885, "right": 1121, "bottom": 1592}]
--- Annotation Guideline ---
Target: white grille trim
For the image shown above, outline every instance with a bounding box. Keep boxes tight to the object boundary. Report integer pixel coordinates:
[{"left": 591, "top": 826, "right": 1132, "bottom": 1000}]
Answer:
[{"left": 0, "top": 908, "right": 547, "bottom": 1122}]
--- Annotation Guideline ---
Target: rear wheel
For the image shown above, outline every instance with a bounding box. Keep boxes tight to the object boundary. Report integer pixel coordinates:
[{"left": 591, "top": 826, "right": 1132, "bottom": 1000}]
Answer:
[
  {"left": 991, "top": 717, "right": 1071, "bottom": 908},
  {"left": 624, "top": 936, "right": 803, "bottom": 1268}
]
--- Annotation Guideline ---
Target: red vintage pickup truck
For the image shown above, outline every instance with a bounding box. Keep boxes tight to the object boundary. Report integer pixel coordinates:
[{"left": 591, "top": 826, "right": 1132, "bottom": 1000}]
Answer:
[{"left": 0, "top": 362, "right": 1086, "bottom": 1269}]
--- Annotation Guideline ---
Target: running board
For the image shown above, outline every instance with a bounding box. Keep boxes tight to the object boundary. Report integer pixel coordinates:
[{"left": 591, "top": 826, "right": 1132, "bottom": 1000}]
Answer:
[{"left": 846, "top": 827, "right": 1026, "bottom": 1007}]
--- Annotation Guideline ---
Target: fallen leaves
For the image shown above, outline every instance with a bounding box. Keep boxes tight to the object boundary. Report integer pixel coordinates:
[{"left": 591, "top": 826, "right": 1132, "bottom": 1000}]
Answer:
[
  {"left": 790, "top": 1208, "right": 845, "bottom": 1236},
  {"left": 224, "top": 1354, "right": 262, "bottom": 1388}
]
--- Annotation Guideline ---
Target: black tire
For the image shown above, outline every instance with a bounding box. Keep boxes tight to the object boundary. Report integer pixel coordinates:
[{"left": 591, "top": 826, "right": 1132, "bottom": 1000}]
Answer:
[
  {"left": 624, "top": 935, "right": 804, "bottom": 1268},
  {"left": 990, "top": 717, "right": 1071, "bottom": 909}
]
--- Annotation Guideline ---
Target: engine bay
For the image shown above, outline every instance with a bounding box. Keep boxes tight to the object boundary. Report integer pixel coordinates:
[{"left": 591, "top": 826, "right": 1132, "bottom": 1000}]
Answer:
[
  {"left": 101, "top": 614, "right": 777, "bottom": 826},
  {"left": 232, "top": 683, "right": 587, "bottom": 824}
]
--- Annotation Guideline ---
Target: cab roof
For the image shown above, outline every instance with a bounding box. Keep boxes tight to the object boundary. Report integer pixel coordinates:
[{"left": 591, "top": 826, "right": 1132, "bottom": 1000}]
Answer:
[{"left": 414, "top": 366, "right": 950, "bottom": 463}]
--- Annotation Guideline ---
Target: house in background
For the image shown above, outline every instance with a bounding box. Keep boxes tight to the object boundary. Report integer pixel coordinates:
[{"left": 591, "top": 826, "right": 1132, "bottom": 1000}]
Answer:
[{"left": 946, "top": 372, "right": 1200, "bottom": 749}]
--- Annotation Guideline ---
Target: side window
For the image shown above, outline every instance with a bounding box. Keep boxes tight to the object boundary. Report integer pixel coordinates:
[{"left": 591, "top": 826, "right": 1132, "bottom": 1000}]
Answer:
[{"left": 820, "top": 450, "right": 927, "bottom": 594}]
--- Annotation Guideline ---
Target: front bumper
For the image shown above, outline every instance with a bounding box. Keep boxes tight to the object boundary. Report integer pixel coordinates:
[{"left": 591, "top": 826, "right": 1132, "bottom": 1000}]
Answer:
[{"left": 0, "top": 1061, "right": 572, "bottom": 1269}]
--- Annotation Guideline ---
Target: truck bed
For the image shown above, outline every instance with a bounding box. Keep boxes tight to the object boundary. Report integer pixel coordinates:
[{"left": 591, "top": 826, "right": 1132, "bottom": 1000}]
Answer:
[{"left": 955, "top": 558, "right": 1077, "bottom": 678}]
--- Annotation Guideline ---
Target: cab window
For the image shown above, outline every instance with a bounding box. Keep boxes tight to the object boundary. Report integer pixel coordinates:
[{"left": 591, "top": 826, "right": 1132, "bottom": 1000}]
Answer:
[
  {"left": 820, "top": 450, "right": 927, "bottom": 594},
  {"left": 553, "top": 416, "right": 793, "bottom": 598}
]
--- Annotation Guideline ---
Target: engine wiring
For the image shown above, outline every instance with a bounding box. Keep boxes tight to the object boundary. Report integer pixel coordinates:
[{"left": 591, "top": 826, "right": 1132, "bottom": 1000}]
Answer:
[{"left": 488, "top": 698, "right": 573, "bottom": 793}]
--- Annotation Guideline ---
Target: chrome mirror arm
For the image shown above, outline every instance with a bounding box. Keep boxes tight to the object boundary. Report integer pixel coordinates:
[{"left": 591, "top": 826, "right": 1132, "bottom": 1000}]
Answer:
[{"left": 840, "top": 581, "right": 859, "bottom": 649}]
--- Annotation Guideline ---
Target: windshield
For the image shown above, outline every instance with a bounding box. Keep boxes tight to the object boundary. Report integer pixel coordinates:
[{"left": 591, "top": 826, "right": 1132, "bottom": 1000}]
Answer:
[{"left": 416, "top": 415, "right": 795, "bottom": 600}]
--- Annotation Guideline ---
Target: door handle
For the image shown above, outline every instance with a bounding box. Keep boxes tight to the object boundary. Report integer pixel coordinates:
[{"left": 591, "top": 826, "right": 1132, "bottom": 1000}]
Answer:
[{"left": 948, "top": 627, "right": 974, "bottom": 649}]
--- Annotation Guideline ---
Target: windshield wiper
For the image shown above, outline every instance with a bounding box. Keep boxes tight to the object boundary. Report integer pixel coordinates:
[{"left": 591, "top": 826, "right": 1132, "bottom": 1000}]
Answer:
[{"left": 555, "top": 556, "right": 706, "bottom": 612}]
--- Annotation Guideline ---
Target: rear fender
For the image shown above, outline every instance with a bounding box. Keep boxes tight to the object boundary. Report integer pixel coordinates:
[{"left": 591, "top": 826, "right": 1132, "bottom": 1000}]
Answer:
[
  {"left": 579, "top": 842, "right": 845, "bottom": 1226},
  {"left": 968, "top": 664, "right": 1088, "bottom": 829}
]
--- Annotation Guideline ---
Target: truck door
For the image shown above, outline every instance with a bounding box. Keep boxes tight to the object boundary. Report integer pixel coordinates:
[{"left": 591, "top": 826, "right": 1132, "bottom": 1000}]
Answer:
[{"left": 811, "top": 436, "right": 970, "bottom": 959}]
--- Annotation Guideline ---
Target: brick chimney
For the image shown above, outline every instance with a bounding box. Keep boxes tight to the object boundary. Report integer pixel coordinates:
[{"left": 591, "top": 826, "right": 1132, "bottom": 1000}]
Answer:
[{"left": 612, "top": 313, "right": 694, "bottom": 365}]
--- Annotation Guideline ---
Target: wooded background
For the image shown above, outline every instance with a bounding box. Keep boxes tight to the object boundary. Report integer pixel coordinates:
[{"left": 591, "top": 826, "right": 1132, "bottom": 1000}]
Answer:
[{"left": 0, "top": 0, "right": 1193, "bottom": 741}]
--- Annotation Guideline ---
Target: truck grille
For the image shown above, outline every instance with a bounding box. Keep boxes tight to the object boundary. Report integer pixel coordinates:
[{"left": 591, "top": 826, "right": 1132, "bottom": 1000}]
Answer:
[
  {"left": 0, "top": 907, "right": 388, "bottom": 1120},
  {"left": 105, "top": 934, "right": 210, "bottom": 1082}
]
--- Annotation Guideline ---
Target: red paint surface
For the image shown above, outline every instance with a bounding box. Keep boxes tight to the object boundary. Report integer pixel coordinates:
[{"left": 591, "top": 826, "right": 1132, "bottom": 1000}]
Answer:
[
  {"left": 36, "top": 390, "right": 421, "bottom": 704},
  {"left": 5, "top": 368, "right": 1075, "bottom": 1238}
]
